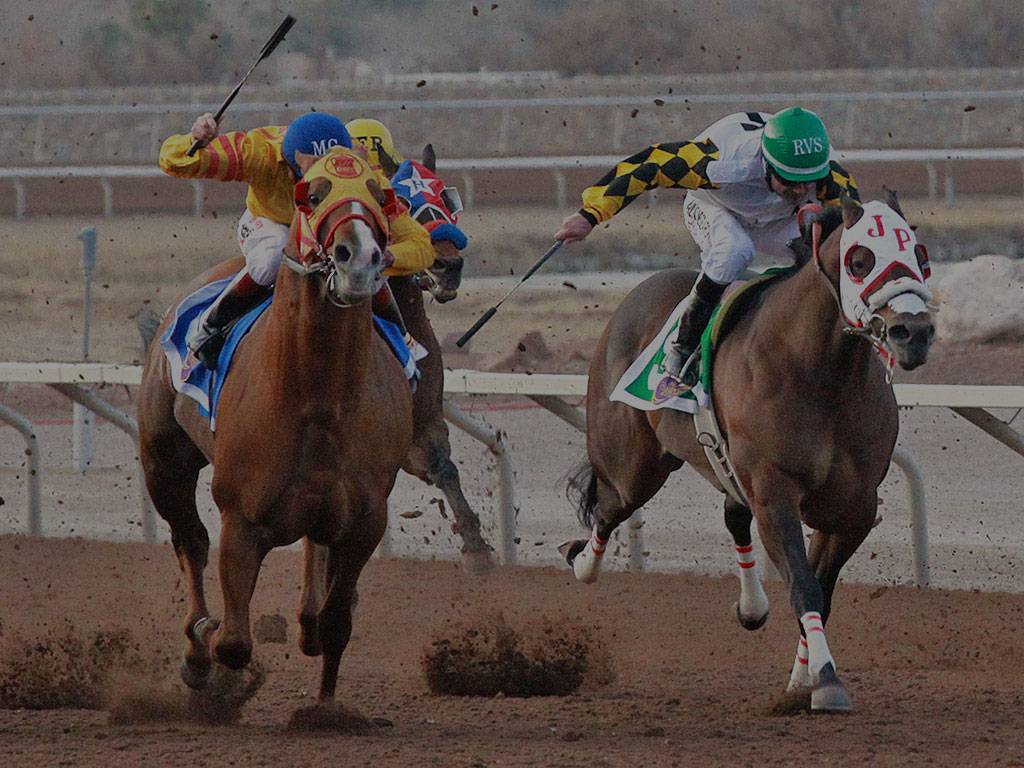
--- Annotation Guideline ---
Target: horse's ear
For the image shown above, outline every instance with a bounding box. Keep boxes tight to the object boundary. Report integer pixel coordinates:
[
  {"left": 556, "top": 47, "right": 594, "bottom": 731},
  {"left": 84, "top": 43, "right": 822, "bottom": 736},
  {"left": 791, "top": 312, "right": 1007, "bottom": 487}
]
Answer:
[
  {"left": 883, "top": 185, "right": 905, "bottom": 218},
  {"left": 378, "top": 147, "right": 400, "bottom": 178},
  {"left": 366, "top": 177, "right": 388, "bottom": 208},
  {"left": 422, "top": 143, "right": 436, "bottom": 172},
  {"left": 294, "top": 150, "right": 318, "bottom": 176},
  {"left": 841, "top": 193, "right": 864, "bottom": 229}
]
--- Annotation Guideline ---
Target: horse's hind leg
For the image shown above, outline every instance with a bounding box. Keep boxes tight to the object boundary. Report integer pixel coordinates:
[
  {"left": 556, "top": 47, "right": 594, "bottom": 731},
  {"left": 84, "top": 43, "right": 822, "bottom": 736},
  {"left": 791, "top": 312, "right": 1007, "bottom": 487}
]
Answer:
[
  {"left": 723, "top": 497, "right": 770, "bottom": 630},
  {"left": 212, "top": 515, "right": 269, "bottom": 670},
  {"left": 297, "top": 537, "right": 327, "bottom": 657},
  {"left": 140, "top": 430, "right": 213, "bottom": 689},
  {"left": 424, "top": 443, "right": 496, "bottom": 574},
  {"left": 752, "top": 471, "right": 853, "bottom": 712}
]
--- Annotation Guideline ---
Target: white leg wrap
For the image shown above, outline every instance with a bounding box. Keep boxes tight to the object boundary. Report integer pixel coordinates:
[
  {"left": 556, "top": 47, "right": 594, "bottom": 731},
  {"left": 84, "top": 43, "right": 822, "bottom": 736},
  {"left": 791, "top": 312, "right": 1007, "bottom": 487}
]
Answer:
[
  {"left": 799, "top": 611, "right": 836, "bottom": 680},
  {"left": 573, "top": 527, "right": 607, "bottom": 584},
  {"left": 735, "top": 544, "right": 769, "bottom": 620},
  {"left": 787, "top": 636, "right": 811, "bottom": 691}
]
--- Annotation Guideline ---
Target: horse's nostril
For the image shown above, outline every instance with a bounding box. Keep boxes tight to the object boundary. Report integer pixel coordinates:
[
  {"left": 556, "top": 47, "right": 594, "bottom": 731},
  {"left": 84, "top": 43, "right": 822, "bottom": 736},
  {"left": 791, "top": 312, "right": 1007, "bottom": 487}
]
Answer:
[
  {"left": 889, "top": 324, "right": 910, "bottom": 343},
  {"left": 335, "top": 245, "right": 351, "bottom": 263},
  {"left": 372, "top": 249, "right": 381, "bottom": 267}
]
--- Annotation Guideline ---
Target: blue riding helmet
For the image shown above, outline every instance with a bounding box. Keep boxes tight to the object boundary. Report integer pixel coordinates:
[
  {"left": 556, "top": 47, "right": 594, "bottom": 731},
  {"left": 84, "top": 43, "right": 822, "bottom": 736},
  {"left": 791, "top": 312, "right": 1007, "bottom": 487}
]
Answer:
[{"left": 282, "top": 112, "right": 352, "bottom": 177}]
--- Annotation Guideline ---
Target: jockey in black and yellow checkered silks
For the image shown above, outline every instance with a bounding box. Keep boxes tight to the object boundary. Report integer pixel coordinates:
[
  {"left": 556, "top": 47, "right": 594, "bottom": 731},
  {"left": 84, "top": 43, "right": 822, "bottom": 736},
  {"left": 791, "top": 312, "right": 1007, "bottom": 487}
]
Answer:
[{"left": 554, "top": 107, "right": 858, "bottom": 388}]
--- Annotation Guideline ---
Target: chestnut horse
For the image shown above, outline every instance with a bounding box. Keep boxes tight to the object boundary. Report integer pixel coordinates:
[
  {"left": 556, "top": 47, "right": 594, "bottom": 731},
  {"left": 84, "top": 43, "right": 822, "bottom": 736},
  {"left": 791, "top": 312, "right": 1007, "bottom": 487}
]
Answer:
[
  {"left": 138, "top": 148, "right": 413, "bottom": 702},
  {"left": 564, "top": 194, "right": 934, "bottom": 711}
]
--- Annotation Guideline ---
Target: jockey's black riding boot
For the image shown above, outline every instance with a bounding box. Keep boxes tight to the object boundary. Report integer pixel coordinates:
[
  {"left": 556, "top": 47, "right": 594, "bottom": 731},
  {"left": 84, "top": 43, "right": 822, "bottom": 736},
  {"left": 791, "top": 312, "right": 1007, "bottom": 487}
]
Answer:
[
  {"left": 373, "top": 282, "right": 427, "bottom": 361},
  {"left": 189, "top": 271, "right": 272, "bottom": 370},
  {"left": 662, "top": 274, "right": 727, "bottom": 387}
]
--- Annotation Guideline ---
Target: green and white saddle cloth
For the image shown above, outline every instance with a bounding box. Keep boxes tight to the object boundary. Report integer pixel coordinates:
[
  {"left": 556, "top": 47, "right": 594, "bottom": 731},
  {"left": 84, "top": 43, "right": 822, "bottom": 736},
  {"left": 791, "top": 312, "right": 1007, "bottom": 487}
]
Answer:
[{"left": 610, "top": 267, "right": 795, "bottom": 414}]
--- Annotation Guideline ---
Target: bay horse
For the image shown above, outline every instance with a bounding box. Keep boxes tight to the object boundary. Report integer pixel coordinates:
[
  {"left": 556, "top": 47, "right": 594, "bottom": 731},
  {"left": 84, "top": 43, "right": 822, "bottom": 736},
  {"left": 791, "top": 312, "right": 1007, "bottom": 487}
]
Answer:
[
  {"left": 137, "top": 147, "right": 413, "bottom": 703},
  {"left": 389, "top": 144, "right": 495, "bottom": 572},
  {"left": 563, "top": 194, "right": 935, "bottom": 711}
]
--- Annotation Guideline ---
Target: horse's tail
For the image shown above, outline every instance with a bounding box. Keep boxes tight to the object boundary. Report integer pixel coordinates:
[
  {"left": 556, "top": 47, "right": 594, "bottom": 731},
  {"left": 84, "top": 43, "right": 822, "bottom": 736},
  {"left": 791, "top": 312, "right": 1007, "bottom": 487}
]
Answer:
[
  {"left": 135, "top": 307, "right": 162, "bottom": 352},
  {"left": 566, "top": 458, "right": 599, "bottom": 530}
]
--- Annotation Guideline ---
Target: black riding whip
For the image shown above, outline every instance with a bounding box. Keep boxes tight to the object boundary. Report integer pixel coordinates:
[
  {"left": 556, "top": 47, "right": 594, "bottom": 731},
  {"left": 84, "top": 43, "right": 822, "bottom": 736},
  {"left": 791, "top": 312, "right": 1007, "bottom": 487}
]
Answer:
[
  {"left": 455, "top": 240, "right": 564, "bottom": 348},
  {"left": 187, "top": 15, "right": 297, "bottom": 157}
]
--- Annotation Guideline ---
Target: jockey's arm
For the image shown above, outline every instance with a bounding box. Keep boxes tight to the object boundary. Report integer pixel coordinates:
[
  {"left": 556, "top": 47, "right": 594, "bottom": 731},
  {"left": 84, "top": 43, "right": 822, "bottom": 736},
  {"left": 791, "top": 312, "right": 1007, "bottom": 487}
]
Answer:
[
  {"left": 158, "top": 125, "right": 279, "bottom": 184},
  {"left": 578, "top": 140, "right": 721, "bottom": 225},
  {"left": 384, "top": 210, "right": 434, "bottom": 276},
  {"left": 816, "top": 160, "right": 860, "bottom": 206}
]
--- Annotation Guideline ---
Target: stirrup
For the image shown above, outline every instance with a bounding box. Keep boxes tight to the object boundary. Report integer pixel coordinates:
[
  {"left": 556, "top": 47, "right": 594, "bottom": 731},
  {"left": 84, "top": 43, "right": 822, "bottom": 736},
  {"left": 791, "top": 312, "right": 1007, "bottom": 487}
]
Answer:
[
  {"left": 189, "top": 323, "right": 227, "bottom": 371},
  {"left": 404, "top": 332, "right": 429, "bottom": 362}
]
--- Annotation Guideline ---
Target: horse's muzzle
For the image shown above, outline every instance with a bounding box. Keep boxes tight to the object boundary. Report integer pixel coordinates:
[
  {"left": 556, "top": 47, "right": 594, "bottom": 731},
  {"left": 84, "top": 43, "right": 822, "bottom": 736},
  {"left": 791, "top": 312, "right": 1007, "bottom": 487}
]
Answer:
[
  {"left": 329, "top": 266, "right": 378, "bottom": 304},
  {"left": 888, "top": 313, "right": 935, "bottom": 370}
]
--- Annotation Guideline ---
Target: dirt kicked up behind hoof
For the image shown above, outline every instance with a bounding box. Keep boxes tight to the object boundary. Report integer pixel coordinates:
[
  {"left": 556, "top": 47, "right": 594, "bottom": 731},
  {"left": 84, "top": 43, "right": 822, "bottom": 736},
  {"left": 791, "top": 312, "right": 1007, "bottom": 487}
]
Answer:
[
  {"left": 287, "top": 701, "right": 377, "bottom": 733},
  {"left": 0, "top": 627, "right": 143, "bottom": 710},
  {"left": 766, "top": 687, "right": 813, "bottom": 716},
  {"left": 106, "top": 661, "right": 266, "bottom": 726},
  {"left": 421, "top": 613, "right": 613, "bottom": 697}
]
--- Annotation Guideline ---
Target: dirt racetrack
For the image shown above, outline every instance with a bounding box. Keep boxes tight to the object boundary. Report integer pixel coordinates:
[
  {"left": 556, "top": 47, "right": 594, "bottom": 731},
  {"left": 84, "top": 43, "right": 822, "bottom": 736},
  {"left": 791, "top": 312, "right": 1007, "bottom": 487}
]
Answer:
[{"left": 2, "top": 536, "right": 1024, "bottom": 767}]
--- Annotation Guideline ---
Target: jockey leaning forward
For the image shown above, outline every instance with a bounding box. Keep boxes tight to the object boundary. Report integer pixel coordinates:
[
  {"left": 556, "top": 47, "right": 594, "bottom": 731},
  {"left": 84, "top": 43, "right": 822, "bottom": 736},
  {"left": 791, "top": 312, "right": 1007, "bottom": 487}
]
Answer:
[
  {"left": 554, "top": 107, "right": 859, "bottom": 389},
  {"left": 158, "top": 111, "right": 435, "bottom": 369},
  {"left": 346, "top": 117, "right": 470, "bottom": 254}
]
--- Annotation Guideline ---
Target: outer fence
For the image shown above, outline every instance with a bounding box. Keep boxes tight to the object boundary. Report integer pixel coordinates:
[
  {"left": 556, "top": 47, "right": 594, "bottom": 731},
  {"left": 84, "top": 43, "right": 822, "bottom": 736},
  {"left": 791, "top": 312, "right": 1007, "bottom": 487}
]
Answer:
[
  {"left": 2, "top": 363, "right": 1022, "bottom": 586},
  {"left": 3, "top": 146, "right": 1024, "bottom": 218}
]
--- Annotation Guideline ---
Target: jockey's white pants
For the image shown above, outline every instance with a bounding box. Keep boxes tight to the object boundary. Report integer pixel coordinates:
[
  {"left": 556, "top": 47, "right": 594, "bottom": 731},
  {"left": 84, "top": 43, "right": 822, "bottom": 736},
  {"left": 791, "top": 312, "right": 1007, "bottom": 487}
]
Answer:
[
  {"left": 683, "top": 194, "right": 799, "bottom": 285},
  {"left": 237, "top": 209, "right": 290, "bottom": 287}
]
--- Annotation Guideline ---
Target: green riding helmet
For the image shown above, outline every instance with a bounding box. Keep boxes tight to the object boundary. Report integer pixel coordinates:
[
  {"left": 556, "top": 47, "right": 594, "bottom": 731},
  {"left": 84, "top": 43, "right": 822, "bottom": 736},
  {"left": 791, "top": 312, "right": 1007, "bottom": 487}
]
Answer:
[{"left": 761, "top": 107, "right": 831, "bottom": 183}]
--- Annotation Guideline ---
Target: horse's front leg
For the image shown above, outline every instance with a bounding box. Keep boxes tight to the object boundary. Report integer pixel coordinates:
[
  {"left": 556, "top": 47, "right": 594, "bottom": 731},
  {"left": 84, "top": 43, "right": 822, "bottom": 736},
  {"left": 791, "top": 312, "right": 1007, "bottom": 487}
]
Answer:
[
  {"left": 297, "top": 537, "right": 327, "bottom": 657},
  {"left": 212, "top": 515, "right": 269, "bottom": 670},
  {"left": 752, "top": 470, "right": 853, "bottom": 713},
  {"left": 316, "top": 500, "right": 387, "bottom": 702},
  {"left": 723, "top": 497, "right": 770, "bottom": 630}
]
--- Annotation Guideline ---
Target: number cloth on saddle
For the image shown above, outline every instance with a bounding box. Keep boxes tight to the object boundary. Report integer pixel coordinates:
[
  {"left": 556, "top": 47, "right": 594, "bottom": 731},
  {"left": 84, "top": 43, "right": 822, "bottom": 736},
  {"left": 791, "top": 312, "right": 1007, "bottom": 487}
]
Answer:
[
  {"left": 610, "top": 267, "right": 796, "bottom": 414},
  {"left": 160, "top": 274, "right": 419, "bottom": 431}
]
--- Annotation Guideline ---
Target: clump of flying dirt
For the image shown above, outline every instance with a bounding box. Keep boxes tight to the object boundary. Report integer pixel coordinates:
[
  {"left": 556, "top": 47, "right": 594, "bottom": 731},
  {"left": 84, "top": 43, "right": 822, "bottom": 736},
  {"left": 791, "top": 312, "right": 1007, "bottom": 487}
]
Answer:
[
  {"left": 106, "top": 661, "right": 266, "bottom": 725},
  {"left": 766, "top": 687, "right": 813, "bottom": 716},
  {"left": 422, "top": 613, "right": 613, "bottom": 697},
  {"left": 287, "top": 700, "right": 377, "bottom": 733},
  {"left": 0, "top": 627, "right": 143, "bottom": 710}
]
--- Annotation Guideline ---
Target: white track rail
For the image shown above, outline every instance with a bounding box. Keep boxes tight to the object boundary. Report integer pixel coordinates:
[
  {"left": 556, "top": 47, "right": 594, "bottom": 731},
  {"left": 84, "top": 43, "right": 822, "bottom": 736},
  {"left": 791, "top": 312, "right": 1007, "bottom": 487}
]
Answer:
[
  {"left": 2, "top": 363, "right": 1023, "bottom": 585},
  {"left": 2, "top": 146, "right": 1021, "bottom": 217}
]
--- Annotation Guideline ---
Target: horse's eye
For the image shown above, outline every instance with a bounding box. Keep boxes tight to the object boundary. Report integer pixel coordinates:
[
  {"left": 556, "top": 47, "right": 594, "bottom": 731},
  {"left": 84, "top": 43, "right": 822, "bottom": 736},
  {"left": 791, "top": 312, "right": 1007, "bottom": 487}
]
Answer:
[
  {"left": 308, "top": 193, "right": 322, "bottom": 207},
  {"left": 847, "top": 248, "right": 875, "bottom": 280}
]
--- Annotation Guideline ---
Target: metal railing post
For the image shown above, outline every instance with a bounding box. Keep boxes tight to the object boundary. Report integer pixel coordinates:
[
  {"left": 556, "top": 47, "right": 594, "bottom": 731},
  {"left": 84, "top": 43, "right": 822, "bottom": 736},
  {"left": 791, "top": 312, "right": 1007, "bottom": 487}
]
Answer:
[
  {"left": 891, "top": 445, "right": 929, "bottom": 587},
  {"left": 0, "top": 402, "right": 42, "bottom": 536}
]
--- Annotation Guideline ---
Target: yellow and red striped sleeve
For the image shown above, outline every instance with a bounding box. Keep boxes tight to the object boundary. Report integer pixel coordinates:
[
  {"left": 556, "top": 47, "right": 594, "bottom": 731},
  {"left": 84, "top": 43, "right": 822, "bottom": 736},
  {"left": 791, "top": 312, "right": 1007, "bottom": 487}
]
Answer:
[{"left": 158, "top": 127, "right": 282, "bottom": 184}]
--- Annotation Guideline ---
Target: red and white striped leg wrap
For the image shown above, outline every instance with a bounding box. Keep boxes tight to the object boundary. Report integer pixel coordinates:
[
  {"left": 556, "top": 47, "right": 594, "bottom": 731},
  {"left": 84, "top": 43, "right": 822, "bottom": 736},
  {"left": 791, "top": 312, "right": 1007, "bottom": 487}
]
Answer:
[
  {"left": 799, "top": 611, "right": 835, "bottom": 679},
  {"left": 734, "top": 544, "right": 769, "bottom": 620},
  {"left": 572, "top": 526, "right": 607, "bottom": 584},
  {"left": 787, "top": 636, "right": 811, "bottom": 690}
]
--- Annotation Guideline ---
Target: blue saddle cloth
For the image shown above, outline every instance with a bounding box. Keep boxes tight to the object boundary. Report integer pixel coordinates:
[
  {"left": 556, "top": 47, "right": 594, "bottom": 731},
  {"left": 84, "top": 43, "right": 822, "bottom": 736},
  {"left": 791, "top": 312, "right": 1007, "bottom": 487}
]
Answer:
[{"left": 160, "top": 275, "right": 418, "bottom": 430}]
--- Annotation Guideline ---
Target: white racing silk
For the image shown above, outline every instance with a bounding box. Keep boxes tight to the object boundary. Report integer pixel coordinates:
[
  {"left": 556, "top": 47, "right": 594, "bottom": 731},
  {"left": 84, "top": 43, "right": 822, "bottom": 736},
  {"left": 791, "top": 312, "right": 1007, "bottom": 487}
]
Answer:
[{"left": 837, "top": 201, "right": 932, "bottom": 327}]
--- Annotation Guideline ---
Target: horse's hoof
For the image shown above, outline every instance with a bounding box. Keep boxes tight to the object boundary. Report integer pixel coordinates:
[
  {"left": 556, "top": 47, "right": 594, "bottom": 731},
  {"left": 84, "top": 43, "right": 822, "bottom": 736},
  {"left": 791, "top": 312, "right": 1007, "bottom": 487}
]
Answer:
[
  {"left": 180, "top": 656, "right": 211, "bottom": 690},
  {"left": 733, "top": 601, "right": 769, "bottom": 631},
  {"left": 811, "top": 663, "right": 854, "bottom": 713},
  {"left": 557, "top": 539, "right": 586, "bottom": 566},
  {"left": 214, "top": 640, "right": 253, "bottom": 671},
  {"left": 461, "top": 548, "right": 497, "bottom": 575}
]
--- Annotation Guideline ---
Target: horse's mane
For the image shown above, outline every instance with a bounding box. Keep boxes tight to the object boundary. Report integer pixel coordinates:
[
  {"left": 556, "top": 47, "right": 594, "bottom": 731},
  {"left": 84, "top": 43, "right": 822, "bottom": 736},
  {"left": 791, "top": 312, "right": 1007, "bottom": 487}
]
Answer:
[{"left": 787, "top": 205, "right": 845, "bottom": 268}]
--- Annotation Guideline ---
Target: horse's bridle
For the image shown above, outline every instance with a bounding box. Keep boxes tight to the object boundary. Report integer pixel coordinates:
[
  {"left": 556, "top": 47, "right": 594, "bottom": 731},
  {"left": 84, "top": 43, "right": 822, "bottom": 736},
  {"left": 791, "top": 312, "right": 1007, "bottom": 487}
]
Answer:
[
  {"left": 283, "top": 195, "right": 389, "bottom": 307},
  {"left": 806, "top": 208, "right": 897, "bottom": 379}
]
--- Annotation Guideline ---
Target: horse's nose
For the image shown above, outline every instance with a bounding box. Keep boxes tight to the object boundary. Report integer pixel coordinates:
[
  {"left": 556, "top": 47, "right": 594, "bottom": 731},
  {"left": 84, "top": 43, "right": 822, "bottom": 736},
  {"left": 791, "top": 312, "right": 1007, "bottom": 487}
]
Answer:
[
  {"left": 334, "top": 244, "right": 350, "bottom": 263},
  {"left": 888, "top": 316, "right": 935, "bottom": 370}
]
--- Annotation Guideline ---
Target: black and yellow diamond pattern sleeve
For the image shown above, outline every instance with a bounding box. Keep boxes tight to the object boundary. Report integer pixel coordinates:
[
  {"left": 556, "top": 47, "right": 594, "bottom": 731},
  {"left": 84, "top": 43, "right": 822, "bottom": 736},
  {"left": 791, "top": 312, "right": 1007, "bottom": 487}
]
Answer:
[
  {"left": 579, "top": 140, "right": 720, "bottom": 225},
  {"left": 817, "top": 160, "right": 860, "bottom": 207}
]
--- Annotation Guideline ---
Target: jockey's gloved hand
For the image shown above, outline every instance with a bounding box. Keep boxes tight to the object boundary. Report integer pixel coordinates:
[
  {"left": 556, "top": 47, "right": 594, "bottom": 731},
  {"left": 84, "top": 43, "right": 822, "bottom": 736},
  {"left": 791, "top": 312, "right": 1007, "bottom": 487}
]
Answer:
[
  {"left": 190, "top": 112, "right": 220, "bottom": 146},
  {"left": 555, "top": 212, "right": 594, "bottom": 244}
]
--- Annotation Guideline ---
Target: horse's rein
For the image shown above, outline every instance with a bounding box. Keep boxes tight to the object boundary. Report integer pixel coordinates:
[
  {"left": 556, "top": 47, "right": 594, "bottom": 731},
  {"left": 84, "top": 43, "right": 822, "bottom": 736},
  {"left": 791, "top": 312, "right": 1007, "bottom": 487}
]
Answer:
[
  {"left": 809, "top": 212, "right": 896, "bottom": 380},
  {"left": 283, "top": 197, "right": 385, "bottom": 276}
]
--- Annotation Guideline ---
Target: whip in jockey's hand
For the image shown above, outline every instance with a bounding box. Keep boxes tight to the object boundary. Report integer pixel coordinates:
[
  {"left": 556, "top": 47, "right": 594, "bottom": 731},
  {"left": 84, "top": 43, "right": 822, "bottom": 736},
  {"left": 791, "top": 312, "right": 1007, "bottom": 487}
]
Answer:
[
  {"left": 190, "top": 112, "right": 220, "bottom": 148},
  {"left": 554, "top": 212, "right": 594, "bottom": 244}
]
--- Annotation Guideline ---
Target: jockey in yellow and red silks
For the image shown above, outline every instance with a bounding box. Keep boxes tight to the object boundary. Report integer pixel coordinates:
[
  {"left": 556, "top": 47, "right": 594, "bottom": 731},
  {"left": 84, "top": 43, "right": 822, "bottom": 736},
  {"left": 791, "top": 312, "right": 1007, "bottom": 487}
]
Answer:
[{"left": 158, "top": 111, "right": 435, "bottom": 369}]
